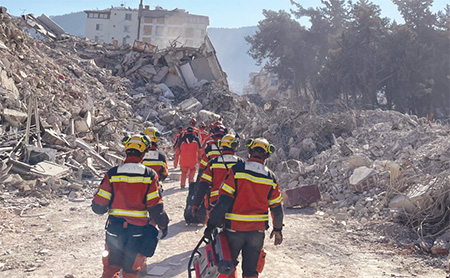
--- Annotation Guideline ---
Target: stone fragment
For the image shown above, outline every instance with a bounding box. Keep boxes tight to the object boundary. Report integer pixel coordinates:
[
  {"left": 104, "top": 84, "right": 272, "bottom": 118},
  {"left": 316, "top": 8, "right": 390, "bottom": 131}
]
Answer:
[{"left": 349, "top": 166, "right": 376, "bottom": 192}]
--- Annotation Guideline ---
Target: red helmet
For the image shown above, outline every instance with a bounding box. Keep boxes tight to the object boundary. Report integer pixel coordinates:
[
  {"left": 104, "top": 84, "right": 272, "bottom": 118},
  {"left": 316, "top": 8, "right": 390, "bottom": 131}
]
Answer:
[
  {"left": 213, "top": 124, "right": 226, "bottom": 137},
  {"left": 199, "top": 122, "right": 206, "bottom": 129},
  {"left": 190, "top": 118, "right": 197, "bottom": 126}
]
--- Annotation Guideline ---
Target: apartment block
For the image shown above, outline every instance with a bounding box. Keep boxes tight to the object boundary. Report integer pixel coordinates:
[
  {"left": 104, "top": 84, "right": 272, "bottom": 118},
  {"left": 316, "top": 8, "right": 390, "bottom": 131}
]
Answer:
[{"left": 84, "top": 5, "right": 209, "bottom": 49}]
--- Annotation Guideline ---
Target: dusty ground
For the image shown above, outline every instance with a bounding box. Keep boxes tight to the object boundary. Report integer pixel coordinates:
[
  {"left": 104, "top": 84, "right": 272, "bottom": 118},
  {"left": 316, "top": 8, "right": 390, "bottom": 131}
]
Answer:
[{"left": 0, "top": 162, "right": 447, "bottom": 278}]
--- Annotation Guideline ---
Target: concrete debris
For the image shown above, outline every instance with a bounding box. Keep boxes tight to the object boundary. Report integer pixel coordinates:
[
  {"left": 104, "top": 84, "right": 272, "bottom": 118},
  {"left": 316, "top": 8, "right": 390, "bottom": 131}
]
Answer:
[{"left": 0, "top": 9, "right": 449, "bottom": 256}]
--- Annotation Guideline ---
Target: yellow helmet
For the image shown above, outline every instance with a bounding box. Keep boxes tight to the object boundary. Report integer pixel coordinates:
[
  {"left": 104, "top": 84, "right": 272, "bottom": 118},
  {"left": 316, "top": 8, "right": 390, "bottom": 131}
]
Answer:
[
  {"left": 246, "top": 138, "right": 275, "bottom": 154},
  {"left": 143, "top": 127, "right": 161, "bottom": 143},
  {"left": 219, "top": 134, "right": 239, "bottom": 149},
  {"left": 122, "top": 134, "right": 150, "bottom": 153}
]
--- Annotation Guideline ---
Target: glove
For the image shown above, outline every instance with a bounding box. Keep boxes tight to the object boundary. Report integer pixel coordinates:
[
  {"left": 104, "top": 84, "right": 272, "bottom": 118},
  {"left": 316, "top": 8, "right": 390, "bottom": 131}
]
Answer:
[
  {"left": 203, "top": 225, "right": 215, "bottom": 237},
  {"left": 159, "top": 226, "right": 168, "bottom": 239},
  {"left": 270, "top": 228, "right": 283, "bottom": 245}
]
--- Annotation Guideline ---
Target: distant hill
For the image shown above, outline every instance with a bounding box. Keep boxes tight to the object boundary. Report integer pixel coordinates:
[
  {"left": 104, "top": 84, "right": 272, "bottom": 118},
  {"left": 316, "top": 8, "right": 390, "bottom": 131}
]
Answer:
[
  {"left": 50, "top": 12, "right": 261, "bottom": 93},
  {"left": 51, "top": 12, "right": 86, "bottom": 37},
  {"left": 208, "top": 27, "right": 261, "bottom": 93}
]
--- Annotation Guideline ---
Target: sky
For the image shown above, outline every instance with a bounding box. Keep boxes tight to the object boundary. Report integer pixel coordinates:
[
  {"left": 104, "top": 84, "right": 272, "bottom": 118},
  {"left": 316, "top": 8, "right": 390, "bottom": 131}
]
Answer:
[{"left": 1, "top": 0, "right": 448, "bottom": 28}]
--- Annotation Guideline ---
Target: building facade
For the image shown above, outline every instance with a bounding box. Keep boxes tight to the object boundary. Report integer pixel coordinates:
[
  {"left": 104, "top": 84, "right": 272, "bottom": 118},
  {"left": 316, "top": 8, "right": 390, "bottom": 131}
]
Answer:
[{"left": 84, "top": 5, "right": 209, "bottom": 49}]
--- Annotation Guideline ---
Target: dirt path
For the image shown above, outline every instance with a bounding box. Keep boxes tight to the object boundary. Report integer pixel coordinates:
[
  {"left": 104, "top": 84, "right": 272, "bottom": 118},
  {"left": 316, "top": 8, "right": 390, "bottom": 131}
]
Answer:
[{"left": 0, "top": 163, "right": 446, "bottom": 278}]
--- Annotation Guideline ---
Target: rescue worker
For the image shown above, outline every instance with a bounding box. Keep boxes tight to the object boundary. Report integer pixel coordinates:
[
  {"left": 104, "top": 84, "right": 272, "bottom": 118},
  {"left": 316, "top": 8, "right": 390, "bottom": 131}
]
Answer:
[
  {"left": 172, "top": 126, "right": 183, "bottom": 169},
  {"left": 191, "top": 134, "right": 244, "bottom": 220},
  {"left": 198, "top": 122, "right": 210, "bottom": 158},
  {"left": 198, "top": 123, "right": 227, "bottom": 177},
  {"left": 179, "top": 127, "right": 201, "bottom": 189},
  {"left": 183, "top": 118, "right": 200, "bottom": 137},
  {"left": 204, "top": 138, "right": 284, "bottom": 278},
  {"left": 92, "top": 134, "right": 169, "bottom": 278},
  {"left": 142, "top": 127, "right": 169, "bottom": 187}
]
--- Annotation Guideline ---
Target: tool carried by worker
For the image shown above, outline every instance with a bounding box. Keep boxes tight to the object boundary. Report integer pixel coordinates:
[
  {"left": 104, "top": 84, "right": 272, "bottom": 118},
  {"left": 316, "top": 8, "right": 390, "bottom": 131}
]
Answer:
[{"left": 188, "top": 228, "right": 233, "bottom": 278}]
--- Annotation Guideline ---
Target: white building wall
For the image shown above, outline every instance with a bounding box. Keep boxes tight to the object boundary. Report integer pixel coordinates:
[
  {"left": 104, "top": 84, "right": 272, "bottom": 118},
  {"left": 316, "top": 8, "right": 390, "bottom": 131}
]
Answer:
[{"left": 85, "top": 7, "right": 208, "bottom": 49}]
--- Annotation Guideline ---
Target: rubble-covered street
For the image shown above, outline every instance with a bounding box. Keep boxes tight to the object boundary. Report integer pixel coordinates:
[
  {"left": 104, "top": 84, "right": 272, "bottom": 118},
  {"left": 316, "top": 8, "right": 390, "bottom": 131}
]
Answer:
[{"left": 1, "top": 8, "right": 449, "bottom": 278}]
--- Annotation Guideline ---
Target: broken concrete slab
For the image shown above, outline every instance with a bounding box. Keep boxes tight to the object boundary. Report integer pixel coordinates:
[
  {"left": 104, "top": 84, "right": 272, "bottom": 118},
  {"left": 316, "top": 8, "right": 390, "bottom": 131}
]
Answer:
[
  {"left": 179, "top": 97, "right": 202, "bottom": 112},
  {"left": 389, "top": 182, "right": 433, "bottom": 213},
  {"left": 30, "top": 160, "right": 71, "bottom": 178},
  {"left": 2, "top": 108, "right": 27, "bottom": 127},
  {"left": 153, "top": 66, "right": 169, "bottom": 83}
]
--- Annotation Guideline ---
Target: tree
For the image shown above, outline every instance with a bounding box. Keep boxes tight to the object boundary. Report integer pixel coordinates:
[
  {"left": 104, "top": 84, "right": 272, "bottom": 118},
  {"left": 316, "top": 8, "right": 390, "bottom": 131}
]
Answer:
[{"left": 245, "top": 10, "right": 312, "bottom": 97}]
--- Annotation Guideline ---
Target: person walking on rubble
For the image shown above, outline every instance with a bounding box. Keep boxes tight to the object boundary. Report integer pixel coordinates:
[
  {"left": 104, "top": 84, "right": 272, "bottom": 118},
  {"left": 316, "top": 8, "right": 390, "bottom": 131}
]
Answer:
[
  {"left": 142, "top": 127, "right": 169, "bottom": 190},
  {"left": 204, "top": 138, "right": 284, "bottom": 278},
  {"left": 179, "top": 127, "right": 201, "bottom": 189},
  {"left": 197, "top": 122, "right": 227, "bottom": 180},
  {"left": 191, "top": 134, "right": 244, "bottom": 221},
  {"left": 91, "top": 134, "right": 169, "bottom": 278},
  {"left": 172, "top": 126, "right": 183, "bottom": 169}
]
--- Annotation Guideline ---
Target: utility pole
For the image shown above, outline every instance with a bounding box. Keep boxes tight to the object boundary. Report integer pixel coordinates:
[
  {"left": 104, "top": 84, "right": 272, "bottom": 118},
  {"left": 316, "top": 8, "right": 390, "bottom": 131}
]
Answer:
[{"left": 137, "top": 0, "right": 143, "bottom": 40}]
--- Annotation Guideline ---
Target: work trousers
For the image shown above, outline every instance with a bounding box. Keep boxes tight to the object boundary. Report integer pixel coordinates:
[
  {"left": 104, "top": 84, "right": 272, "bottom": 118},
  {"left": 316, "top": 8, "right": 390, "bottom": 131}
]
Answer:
[
  {"left": 225, "top": 230, "right": 265, "bottom": 277},
  {"left": 180, "top": 166, "right": 196, "bottom": 187},
  {"left": 174, "top": 148, "right": 180, "bottom": 168},
  {"left": 102, "top": 220, "right": 157, "bottom": 278}
]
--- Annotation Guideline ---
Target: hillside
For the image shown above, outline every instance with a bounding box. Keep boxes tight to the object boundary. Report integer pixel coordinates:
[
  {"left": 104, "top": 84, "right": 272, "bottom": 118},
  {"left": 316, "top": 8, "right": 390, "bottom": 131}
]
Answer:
[{"left": 50, "top": 11, "right": 86, "bottom": 37}]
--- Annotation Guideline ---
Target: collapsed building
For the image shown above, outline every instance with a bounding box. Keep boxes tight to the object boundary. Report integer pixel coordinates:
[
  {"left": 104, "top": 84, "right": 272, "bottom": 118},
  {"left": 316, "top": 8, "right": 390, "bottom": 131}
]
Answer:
[{"left": 0, "top": 7, "right": 449, "bottom": 260}]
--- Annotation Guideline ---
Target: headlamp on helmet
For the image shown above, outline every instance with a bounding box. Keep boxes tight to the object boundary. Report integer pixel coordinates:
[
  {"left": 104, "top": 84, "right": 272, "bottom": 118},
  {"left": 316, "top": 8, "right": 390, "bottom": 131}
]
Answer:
[
  {"left": 143, "top": 127, "right": 161, "bottom": 143},
  {"left": 219, "top": 134, "right": 239, "bottom": 149},
  {"left": 122, "top": 134, "right": 150, "bottom": 153},
  {"left": 246, "top": 138, "right": 275, "bottom": 154}
]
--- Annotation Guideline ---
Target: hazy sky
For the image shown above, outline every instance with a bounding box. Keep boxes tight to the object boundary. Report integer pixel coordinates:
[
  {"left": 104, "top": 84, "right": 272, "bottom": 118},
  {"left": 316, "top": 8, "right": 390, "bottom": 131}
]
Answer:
[{"left": 1, "top": 0, "right": 448, "bottom": 28}]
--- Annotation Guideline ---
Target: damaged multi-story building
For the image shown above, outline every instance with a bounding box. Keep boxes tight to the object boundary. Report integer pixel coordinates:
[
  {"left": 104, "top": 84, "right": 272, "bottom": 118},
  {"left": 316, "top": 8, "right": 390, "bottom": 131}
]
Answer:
[{"left": 84, "top": 3, "right": 209, "bottom": 49}]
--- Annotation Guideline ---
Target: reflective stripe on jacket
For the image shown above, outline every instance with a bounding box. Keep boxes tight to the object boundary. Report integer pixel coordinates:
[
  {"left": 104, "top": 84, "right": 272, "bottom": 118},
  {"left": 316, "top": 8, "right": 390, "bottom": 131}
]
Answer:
[
  {"left": 199, "top": 151, "right": 244, "bottom": 204},
  {"left": 218, "top": 158, "right": 283, "bottom": 231},
  {"left": 142, "top": 149, "right": 169, "bottom": 181},
  {"left": 92, "top": 156, "right": 162, "bottom": 226},
  {"left": 199, "top": 141, "right": 221, "bottom": 170}
]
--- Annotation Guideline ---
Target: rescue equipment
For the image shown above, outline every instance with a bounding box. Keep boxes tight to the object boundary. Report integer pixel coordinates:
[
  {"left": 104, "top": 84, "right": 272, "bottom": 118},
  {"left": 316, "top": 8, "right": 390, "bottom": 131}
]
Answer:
[
  {"left": 184, "top": 182, "right": 207, "bottom": 224},
  {"left": 188, "top": 229, "right": 233, "bottom": 278}
]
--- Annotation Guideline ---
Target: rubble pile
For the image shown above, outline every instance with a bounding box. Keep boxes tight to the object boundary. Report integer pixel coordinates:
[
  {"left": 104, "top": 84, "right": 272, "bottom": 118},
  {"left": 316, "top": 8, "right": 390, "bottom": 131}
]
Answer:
[{"left": 0, "top": 9, "right": 449, "bottom": 255}]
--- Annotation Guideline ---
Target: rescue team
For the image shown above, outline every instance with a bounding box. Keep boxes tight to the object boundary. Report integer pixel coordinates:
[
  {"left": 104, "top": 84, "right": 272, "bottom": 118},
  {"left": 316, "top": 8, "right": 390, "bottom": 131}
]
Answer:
[{"left": 91, "top": 119, "right": 285, "bottom": 278}]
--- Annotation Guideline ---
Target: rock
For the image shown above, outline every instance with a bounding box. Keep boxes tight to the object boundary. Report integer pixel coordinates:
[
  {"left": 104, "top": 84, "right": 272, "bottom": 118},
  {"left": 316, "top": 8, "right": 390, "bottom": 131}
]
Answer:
[
  {"left": 347, "top": 155, "right": 372, "bottom": 169},
  {"left": 349, "top": 166, "right": 376, "bottom": 192},
  {"left": 431, "top": 239, "right": 449, "bottom": 255}
]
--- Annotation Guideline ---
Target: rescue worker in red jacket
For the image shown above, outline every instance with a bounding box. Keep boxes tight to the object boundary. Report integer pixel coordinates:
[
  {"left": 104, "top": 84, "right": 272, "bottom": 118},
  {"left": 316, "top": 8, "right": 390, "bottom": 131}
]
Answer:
[
  {"left": 142, "top": 127, "right": 169, "bottom": 187},
  {"left": 182, "top": 118, "right": 200, "bottom": 138},
  {"left": 204, "top": 138, "right": 284, "bottom": 278},
  {"left": 192, "top": 134, "right": 244, "bottom": 219},
  {"left": 198, "top": 122, "right": 210, "bottom": 158},
  {"left": 198, "top": 123, "right": 227, "bottom": 176},
  {"left": 172, "top": 126, "right": 183, "bottom": 169},
  {"left": 92, "top": 134, "right": 169, "bottom": 278},
  {"left": 179, "top": 127, "right": 201, "bottom": 188}
]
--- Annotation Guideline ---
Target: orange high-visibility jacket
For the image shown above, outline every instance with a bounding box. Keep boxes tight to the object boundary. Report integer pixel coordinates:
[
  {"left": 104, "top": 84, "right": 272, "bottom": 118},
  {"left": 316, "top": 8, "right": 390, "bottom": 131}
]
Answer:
[
  {"left": 142, "top": 147, "right": 169, "bottom": 181},
  {"left": 195, "top": 150, "right": 244, "bottom": 207},
  {"left": 218, "top": 158, "right": 283, "bottom": 231},
  {"left": 92, "top": 156, "right": 163, "bottom": 226}
]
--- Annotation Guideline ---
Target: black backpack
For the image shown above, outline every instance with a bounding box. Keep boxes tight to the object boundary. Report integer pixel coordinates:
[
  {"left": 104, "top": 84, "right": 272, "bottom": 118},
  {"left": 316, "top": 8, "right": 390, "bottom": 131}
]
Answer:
[{"left": 184, "top": 182, "right": 207, "bottom": 225}]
